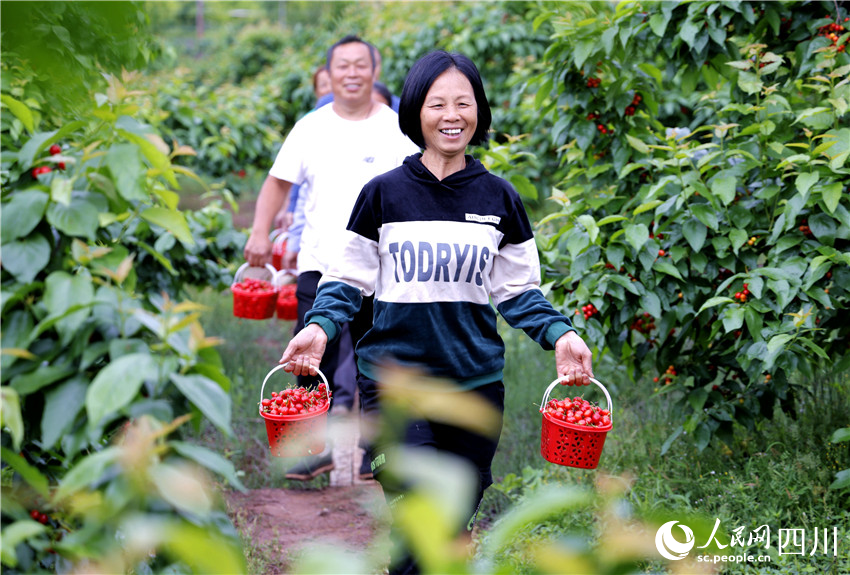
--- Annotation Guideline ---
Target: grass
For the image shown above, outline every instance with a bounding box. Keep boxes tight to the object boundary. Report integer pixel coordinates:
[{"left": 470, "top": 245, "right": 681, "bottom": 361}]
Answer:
[{"left": 189, "top": 286, "right": 850, "bottom": 573}]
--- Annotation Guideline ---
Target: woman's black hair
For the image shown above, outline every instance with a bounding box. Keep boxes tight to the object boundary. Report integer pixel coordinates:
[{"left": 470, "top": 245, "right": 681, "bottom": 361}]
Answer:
[{"left": 398, "top": 51, "right": 491, "bottom": 149}]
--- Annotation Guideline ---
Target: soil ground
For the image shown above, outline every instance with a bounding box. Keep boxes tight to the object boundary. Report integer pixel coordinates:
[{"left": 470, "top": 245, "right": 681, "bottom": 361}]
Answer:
[{"left": 225, "top": 483, "right": 391, "bottom": 574}]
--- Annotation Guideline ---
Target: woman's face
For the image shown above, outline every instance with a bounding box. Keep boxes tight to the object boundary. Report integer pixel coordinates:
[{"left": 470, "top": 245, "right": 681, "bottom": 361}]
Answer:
[
  {"left": 314, "top": 69, "right": 331, "bottom": 99},
  {"left": 420, "top": 68, "right": 477, "bottom": 161}
]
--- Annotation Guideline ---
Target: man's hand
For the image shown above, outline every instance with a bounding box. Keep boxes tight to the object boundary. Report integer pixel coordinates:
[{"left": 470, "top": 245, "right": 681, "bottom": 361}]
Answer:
[
  {"left": 280, "top": 324, "right": 328, "bottom": 376},
  {"left": 555, "top": 331, "right": 594, "bottom": 386},
  {"left": 244, "top": 232, "right": 273, "bottom": 267}
]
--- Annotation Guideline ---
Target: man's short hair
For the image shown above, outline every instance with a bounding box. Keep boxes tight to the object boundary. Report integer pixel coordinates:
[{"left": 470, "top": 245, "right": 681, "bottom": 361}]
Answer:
[
  {"left": 398, "top": 51, "right": 491, "bottom": 149},
  {"left": 326, "top": 35, "right": 377, "bottom": 71}
]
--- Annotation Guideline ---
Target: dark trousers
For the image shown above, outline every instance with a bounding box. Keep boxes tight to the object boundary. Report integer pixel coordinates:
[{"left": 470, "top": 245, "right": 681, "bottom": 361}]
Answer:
[
  {"left": 295, "top": 271, "right": 373, "bottom": 411},
  {"left": 359, "top": 372, "right": 505, "bottom": 574}
]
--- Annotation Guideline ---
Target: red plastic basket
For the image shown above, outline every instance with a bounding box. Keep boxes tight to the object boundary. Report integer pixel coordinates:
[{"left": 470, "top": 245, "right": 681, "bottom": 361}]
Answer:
[
  {"left": 231, "top": 263, "right": 280, "bottom": 320},
  {"left": 539, "top": 377, "right": 613, "bottom": 469},
  {"left": 271, "top": 230, "right": 287, "bottom": 271},
  {"left": 276, "top": 283, "right": 298, "bottom": 320},
  {"left": 259, "top": 364, "right": 331, "bottom": 458}
]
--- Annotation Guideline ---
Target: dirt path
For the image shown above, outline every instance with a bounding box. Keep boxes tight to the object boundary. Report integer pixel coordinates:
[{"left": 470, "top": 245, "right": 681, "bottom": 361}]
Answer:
[{"left": 225, "top": 483, "right": 390, "bottom": 574}]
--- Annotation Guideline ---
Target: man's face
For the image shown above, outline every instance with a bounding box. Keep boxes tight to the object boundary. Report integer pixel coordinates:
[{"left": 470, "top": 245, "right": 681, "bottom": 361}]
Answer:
[{"left": 329, "top": 42, "right": 374, "bottom": 107}]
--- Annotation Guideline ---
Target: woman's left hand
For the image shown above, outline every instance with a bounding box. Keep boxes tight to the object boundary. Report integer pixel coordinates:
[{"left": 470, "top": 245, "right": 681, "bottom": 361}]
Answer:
[{"left": 555, "top": 331, "right": 594, "bottom": 386}]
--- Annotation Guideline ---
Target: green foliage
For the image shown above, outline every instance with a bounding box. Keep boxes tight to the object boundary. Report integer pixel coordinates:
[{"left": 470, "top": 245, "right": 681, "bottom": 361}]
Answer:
[
  {"left": 528, "top": 0, "right": 850, "bottom": 450},
  {"left": 0, "top": 1, "right": 156, "bottom": 123},
  {"left": 1, "top": 22, "right": 247, "bottom": 571}
]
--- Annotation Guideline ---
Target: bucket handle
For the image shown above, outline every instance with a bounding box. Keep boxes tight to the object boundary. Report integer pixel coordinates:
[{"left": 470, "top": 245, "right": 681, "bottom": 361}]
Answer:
[
  {"left": 260, "top": 363, "right": 330, "bottom": 405},
  {"left": 233, "top": 262, "right": 283, "bottom": 287},
  {"left": 539, "top": 377, "right": 612, "bottom": 417}
]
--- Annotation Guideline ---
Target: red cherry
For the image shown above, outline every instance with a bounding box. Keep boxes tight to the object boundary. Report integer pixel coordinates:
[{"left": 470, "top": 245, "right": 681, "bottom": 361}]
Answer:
[{"left": 49, "top": 144, "right": 61, "bottom": 155}]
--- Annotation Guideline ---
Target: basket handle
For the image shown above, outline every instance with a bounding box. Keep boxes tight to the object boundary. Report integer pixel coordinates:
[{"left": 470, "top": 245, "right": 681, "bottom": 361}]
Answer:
[
  {"left": 233, "top": 262, "right": 283, "bottom": 287},
  {"left": 539, "top": 377, "right": 612, "bottom": 416},
  {"left": 260, "top": 363, "right": 330, "bottom": 405}
]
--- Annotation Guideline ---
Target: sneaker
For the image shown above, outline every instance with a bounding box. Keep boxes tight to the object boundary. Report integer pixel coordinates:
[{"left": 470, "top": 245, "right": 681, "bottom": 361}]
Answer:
[
  {"left": 359, "top": 450, "right": 374, "bottom": 481},
  {"left": 285, "top": 451, "right": 334, "bottom": 481}
]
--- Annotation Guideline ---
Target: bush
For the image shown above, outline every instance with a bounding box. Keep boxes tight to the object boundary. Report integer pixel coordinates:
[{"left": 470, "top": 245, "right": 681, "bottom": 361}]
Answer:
[
  {"left": 525, "top": 0, "right": 849, "bottom": 450},
  {"left": 1, "top": 23, "right": 248, "bottom": 571}
]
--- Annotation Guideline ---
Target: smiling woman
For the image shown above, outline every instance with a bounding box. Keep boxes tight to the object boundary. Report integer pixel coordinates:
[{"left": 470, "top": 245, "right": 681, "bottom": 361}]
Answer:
[
  {"left": 398, "top": 51, "right": 492, "bottom": 180},
  {"left": 278, "top": 50, "right": 595, "bottom": 574}
]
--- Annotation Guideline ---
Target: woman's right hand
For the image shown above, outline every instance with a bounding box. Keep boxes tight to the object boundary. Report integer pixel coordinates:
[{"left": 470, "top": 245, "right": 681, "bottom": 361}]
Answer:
[{"left": 280, "top": 323, "right": 328, "bottom": 376}]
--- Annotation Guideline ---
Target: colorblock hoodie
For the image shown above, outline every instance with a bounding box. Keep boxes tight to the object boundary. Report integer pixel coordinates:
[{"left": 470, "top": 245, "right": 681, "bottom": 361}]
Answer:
[{"left": 305, "top": 153, "right": 574, "bottom": 389}]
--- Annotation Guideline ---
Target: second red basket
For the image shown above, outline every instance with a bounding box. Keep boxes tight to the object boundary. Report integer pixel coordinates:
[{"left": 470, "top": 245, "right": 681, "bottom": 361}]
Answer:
[
  {"left": 231, "top": 263, "right": 281, "bottom": 320},
  {"left": 539, "top": 377, "right": 613, "bottom": 469},
  {"left": 276, "top": 283, "right": 298, "bottom": 320}
]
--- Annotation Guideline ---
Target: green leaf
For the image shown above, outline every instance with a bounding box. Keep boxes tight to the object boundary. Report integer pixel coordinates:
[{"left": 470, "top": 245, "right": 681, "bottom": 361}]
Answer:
[
  {"left": 171, "top": 441, "right": 247, "bottom": 492},
  {"left": 831, "top": 428, "right": 850, "bottom": 443},
  {"left": 638, "top": 63, "right": 663, "bottom": 84},
  {"left": 795, "top": 172, "right": 819, "bottom": 195},
  {"left": 688, "top": 389, "right": 708, "bottom": 412},
  {"left": 694, "top": 422, "right": 711, "bottom": 452},
  {"left": 572, "top": 40, "right": 595, "bottom": 69},
  {"left": 744, "top": 306, "right": 763, "bottom": 340},
  {"left": 41, "top": 376, "right": 88, "bottom": 450},
  {"left": 608, "top": 273, "right": 641, "bottom": 295},
  {"left": 722, "top": 306, "right": 745, "bottom": 333},
  {"left": 726, "top": 60, "right": 753, "bottom": 71},
  {"left": 509, "top": 174, "right": 538, "bottom": 201},
  {"left": 141, "top": 207, "right": 195, "bottom": 246},
  {"left": 0, "top": 447, "right": 49, "bottom": 498},
  {"left": 634, "top": 200, "right": 663, "bottom": 216},
  {"left": 683, "top": 218, "right": 707, "bottom": 252},
  {"left": 1, "top": 234, "right": 50, "bottom": 284},
  {"left": 624, "top": 223, "right": 649, "bottom": 252},
  {"left": 648, "top": 13, "right": 670, "bottom": 37},
  {"left": 46, "top": 196, "right": 99, "bottom": 239},
  {"left": 597, "top": 215, "right": 628, "bottom": 226},
  {"left": 0, "top": 189, "right": 49, "bottom": 243},
  {"left": 0, "top": 94, "right": 35, "bottom": 134},
  {"left": 54, "top": 447, "right": 120, "bottom": 502},
  {"left": 601, "top": 26, "right": 618, "bottom": 55},
  {"left": 711, "top": 175, "right": 736, "bottom": 206},
  {"left": 10, "top": 364, "right": 76, "bottom": 396},
  {"left": 0, "top": 520, "right": 47, "bottom": 567},
  {"left": 653, "top": 260, "right": 683, "bottom": 281},
  {"left": 485, "top": 484, "right": 590, "bottom": 553},
  {"left": 576, "top": 214, "right": 599, "bottom": 243},
  {"left": 737, "top": 71, "right": 763, "bottom": 95},
  {"left": 660, "top": 425, "right": 684, "bottom": 456},
  {"left": 625, "top": 134, "right": 649, "bottom": 154},
  {"left": 50, "top": 175, "right": 73, "bottom": 206},
  {"left": 829, "top": 469, "right": 850, "bottom": 491},
  {"left": 793, "top": 107, "right": 831, "bottom": 128},
  {"left": 43, "top": 271, "right": 94, "bottom": 347},
  {"left": 86, "top": 353, "right": 160, "bottom": 428},
  {"left": 170, "top": 374, "right": 234, "bottom": 437},
  {"left": 820, "top": 182, "right": 842, "bottom": 214},
  {"left": 766, "top": 333, "right": 793, "bottom": 355},
  {"left": 678, "top": 18, "right": 700, "bottom": 49},
  {"left": 640, "top": 291, "right": 661, "bottom": 318},
  {"left": 106, "top": 143, "right": 147, "bottom": 201},
  {"left": 0, "top": 387, "right": 24, "bottom": 450},
  {"left": 698, "top": 296, "right": 733, "bottom": 314},
  {"left": 691, "top": 204, "right": 719, "bottom": 231},
  {"left": 729, "top": 228, "right": 748, "bottom": 254}
]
